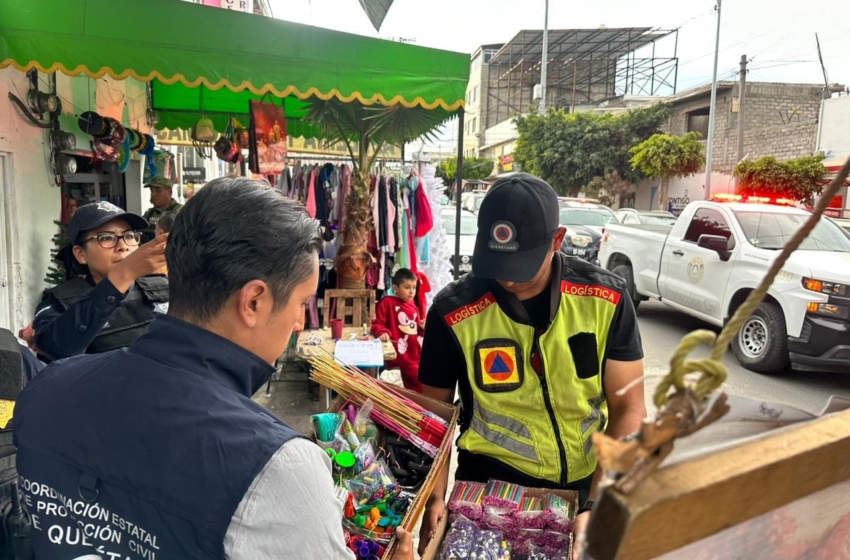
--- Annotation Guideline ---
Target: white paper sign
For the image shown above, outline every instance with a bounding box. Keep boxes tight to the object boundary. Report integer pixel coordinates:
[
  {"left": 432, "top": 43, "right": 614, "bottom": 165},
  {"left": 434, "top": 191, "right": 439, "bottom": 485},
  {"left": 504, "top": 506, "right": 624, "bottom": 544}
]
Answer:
[{"left": 334, "top": 340, "right": 384, "bottom": 367}]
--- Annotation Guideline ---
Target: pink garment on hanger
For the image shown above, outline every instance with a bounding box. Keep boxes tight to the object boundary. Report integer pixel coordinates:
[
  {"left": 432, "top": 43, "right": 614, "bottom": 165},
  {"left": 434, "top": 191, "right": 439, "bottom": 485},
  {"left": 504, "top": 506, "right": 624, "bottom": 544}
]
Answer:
[
  {"left": 306, "top": 167, "right": 318, "bottom": 218},
  {"left": 385, "top": 179, "right": 396, "bottom": 252},
  {"left": 406, "top": 208, "right": 418, "bottom": 274}
]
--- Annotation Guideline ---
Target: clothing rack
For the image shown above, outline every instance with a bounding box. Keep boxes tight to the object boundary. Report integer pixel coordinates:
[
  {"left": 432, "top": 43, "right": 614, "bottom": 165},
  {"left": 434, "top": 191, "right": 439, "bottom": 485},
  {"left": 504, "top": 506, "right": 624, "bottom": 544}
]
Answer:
[{"left": 287, "top": 151, "right": 402, "bottom": 167}]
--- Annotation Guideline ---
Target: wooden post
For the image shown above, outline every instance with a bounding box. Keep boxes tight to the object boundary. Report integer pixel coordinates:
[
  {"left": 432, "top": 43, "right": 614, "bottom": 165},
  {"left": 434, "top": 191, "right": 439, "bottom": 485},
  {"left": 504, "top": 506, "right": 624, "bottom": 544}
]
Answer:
[{"left": 587, "top": 408, "right": 850, "bottom": 560}]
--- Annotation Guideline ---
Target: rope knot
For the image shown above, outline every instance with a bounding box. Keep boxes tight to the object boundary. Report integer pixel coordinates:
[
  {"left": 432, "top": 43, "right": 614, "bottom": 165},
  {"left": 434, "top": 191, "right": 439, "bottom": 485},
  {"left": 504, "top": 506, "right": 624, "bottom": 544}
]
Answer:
[{"left": 653, "top": 329, "right": 728, "bottom": 408}]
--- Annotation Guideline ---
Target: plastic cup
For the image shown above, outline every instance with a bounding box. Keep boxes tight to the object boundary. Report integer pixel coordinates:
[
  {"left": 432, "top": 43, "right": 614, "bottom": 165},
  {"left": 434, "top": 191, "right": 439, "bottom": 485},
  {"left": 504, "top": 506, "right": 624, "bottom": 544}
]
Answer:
[{"left": 331, "top": 318, "right": 344, "bottom": 340}]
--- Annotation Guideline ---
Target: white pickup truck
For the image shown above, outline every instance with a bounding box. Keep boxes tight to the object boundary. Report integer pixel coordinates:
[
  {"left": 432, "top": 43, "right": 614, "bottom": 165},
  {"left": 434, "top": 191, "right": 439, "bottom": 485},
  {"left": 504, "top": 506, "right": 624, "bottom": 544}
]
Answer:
[{"left": 599, "top": 200, "right": 850, "bottom": 374}]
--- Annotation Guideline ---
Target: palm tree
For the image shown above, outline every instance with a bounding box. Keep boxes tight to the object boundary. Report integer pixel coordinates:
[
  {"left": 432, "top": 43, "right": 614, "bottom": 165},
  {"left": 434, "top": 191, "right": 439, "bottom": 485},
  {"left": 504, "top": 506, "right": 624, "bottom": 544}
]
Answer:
[{"left": 305, "top": 99, "right": 446, "bottom": 288}]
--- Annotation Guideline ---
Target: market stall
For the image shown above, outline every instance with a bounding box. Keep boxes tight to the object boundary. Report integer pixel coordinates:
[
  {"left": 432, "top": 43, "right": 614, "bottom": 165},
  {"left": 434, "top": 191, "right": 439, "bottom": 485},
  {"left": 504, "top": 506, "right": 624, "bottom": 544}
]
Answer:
[
  {"left": 3, "top": 3, "right": 470, "bottom": 558},
  {"left": 0, "top": 0, "right": 469, "bottom": 289}
]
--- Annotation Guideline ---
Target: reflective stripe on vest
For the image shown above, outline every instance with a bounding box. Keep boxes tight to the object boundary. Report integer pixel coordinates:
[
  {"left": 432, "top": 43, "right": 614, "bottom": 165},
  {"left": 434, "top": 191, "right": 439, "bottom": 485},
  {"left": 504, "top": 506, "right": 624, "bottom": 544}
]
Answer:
[{"left": 446, "top": 281, "right": 617, "bottom": 484}]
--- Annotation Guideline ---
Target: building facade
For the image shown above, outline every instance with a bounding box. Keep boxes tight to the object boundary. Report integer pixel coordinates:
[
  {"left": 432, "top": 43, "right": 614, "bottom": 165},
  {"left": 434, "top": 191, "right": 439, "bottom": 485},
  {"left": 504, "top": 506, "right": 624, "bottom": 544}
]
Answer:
[
  {"left": 816, "top": 94, "right": 850, "bottom": 218},
  {"left": 463, "top": 45, "right": 502, "bottom": 158},
  {"left": 635, "top": 81, "right": 830, "bottom": 212},
  {"left": 0, "top": 68, "right": 153, "bottom": 331},
  {"left": 466, "top": 28, "right": 678, "bottom": 175}
]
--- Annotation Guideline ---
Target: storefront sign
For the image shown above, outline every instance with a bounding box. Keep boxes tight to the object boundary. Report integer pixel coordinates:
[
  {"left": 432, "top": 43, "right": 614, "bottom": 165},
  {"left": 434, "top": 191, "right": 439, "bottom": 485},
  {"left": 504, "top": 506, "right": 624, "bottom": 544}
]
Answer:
[
  {"left": 202, "top": 0, "right": 254, "bottom": 13},
  {"left": 668, "top": 189, "right": 691, "bottom": 216},
  {"left": 183, "top": 167, "right": 206, "bottom": 183},
  {"left": 500, "top": 155, "right": 514, "bottom": 173},
  {"left": 288, "top": 137, "right": 402, "bottom": 159}
]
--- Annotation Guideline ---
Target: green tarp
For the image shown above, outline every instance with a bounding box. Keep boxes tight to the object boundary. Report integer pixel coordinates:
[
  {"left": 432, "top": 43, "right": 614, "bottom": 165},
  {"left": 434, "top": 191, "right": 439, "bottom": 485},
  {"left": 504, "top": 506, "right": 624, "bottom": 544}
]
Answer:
[{"left": 0, "top": 0, "right": 468, "bottom": 135}]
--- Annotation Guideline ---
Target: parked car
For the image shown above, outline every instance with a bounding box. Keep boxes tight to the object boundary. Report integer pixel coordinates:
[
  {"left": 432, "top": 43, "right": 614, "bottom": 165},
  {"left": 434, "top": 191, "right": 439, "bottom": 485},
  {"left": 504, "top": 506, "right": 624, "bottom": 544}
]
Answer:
[
  {"left": 559, "top": 200, "right": 618, "bottom": 265},
  {"left": 599, "top": 198, "right": 850, "bottom": 374},
  {"left": 442, "top": 206, "right": 477, "bottom": 275},
  {"left": 615, "top": 208, "right": 678, "bottom": 226},
  {"left": 461, "top": 191, "right": 487, "bottom": 214}
]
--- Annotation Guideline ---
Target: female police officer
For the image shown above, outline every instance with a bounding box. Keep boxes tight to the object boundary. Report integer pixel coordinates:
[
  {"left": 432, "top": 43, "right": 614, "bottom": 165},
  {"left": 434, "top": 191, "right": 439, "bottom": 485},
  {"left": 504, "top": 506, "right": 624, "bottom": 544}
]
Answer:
[{"left": 32, "top": 201, "right": 168, "bottom": 362}]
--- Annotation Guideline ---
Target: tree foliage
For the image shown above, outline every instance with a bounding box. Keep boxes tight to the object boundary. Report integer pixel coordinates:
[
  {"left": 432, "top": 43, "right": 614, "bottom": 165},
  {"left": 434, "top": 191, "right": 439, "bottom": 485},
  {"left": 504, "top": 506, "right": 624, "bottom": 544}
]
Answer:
[
  {"left": 512, "top": 103, "right": 671, "bottom": 196},
  {"left": 305, "top": 98, "right": 445, "bottom": 195},
  {"left": 629, "top": 132, "right": 706, "bottom": 180},
  {"left": 585, "top": 171, "right": 633, "bottom": 207},
  {"left": 630, "top": 132, "right": 705, "bottom": 211},
  {"left": 437, "top": 156, "right": 494, "bottom": 183},
  {"left": 733, "top": 155, "right": 826, "bottom": 203}
]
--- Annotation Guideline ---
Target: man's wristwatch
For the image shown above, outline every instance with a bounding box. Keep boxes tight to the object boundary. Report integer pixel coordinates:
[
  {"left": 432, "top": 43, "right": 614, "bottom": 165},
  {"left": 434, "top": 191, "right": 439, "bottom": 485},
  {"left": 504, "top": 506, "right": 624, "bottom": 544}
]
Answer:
[{"left": 577, "top": 499, "right": 595, "bottom": 515}]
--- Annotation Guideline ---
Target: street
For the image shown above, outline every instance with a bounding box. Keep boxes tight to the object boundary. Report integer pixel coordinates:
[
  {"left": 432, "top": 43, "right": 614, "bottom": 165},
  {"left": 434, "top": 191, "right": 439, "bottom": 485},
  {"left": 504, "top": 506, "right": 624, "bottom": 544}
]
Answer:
[{"left": 638, "top": 299, "right": 850, "bottom": 415}]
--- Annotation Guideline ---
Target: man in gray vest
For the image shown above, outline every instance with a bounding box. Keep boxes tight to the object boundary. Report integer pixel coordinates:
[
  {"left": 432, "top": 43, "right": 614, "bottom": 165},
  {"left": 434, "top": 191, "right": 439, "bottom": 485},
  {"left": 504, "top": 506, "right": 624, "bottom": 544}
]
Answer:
[
  {"left": 14, "top": 178, "right": 413, "bottom": 559},
  {"left": 142, "top": 177, "right": 182, "bottom": 242}
]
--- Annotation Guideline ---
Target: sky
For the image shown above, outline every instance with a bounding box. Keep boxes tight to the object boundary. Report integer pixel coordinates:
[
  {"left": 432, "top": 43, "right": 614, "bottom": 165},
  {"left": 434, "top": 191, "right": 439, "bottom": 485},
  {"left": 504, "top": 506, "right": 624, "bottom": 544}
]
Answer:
[{"left": 268, "top": 0, "right": 850, "bottom": 152}]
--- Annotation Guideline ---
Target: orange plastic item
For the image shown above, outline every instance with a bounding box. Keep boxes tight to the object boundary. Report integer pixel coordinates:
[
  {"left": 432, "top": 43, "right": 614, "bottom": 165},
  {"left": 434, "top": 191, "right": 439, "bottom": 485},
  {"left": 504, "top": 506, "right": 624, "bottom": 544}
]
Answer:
[{"left": 344, "top": 494, "right": 356, "bottom": 519}]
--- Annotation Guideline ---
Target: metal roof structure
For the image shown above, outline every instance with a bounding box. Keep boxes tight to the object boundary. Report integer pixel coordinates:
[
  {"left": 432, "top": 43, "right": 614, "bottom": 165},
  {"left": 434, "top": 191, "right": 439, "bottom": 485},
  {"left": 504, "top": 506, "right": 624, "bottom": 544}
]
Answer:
[
  {"left": 490, "top": 27, "right": 667, "bottom": 66},
  {"left": 484, "top": 27, "right": 679, "bottom": 128}
]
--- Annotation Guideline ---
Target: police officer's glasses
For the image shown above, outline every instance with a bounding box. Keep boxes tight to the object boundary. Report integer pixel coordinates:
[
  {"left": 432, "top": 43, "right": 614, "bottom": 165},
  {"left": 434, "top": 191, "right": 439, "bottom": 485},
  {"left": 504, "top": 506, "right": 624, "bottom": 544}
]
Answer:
[{"left": 83, "top": 232, "right": 142, "bottom": 248}]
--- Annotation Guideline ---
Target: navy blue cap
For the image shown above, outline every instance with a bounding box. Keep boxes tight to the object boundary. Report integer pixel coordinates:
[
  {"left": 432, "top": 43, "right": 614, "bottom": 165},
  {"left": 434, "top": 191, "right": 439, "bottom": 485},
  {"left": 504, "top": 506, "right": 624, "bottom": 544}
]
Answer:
[
  {"left": 69, "top": 202, "right": 148, "bottom": 246},
  {"left": 472, "top": 173, "right": 560, "bottom": 283}
]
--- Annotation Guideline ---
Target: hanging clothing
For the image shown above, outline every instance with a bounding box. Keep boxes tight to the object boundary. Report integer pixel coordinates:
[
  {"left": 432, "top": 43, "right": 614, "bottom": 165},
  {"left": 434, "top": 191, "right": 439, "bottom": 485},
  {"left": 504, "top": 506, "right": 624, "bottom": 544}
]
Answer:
[
  {"left": 415, "top": 271, "right": 431, "bottom": 319},
  {"left": 377, "top": 176, "right": 388, "bottom": 249},
  {"left": 385, "top": 178, "right": 396, "bottom": 253},
  {"left": 416, "top": 235, "right": 430, "bottom": 267},
  {"left": 279, "top": 167, "right": 292, "bottom": 195},
  {"left": 390, "top": 177, "right": 400, "bottom": 253},
  {"left": 305, "top": 166, "right": 318, "bottom": 218},
  {"left": 289, "top": 163, "right": 301, "bottom": 199},
  {"left": 315, "top": 164, "right": 334, "bottom": 223},
  {"left": 406, "top": 208, "right": 418, "bottom": 274},
  {"left": 414, "top": 183, "right": 434, "bottom": 237}
]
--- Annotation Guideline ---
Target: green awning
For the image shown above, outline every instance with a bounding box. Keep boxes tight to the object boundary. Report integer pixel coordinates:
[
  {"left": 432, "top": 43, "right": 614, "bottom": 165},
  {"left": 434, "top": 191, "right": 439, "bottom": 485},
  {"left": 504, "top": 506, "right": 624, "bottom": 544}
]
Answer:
[{"left": 0, "top": 0, "right": 469, "bottom": 133}]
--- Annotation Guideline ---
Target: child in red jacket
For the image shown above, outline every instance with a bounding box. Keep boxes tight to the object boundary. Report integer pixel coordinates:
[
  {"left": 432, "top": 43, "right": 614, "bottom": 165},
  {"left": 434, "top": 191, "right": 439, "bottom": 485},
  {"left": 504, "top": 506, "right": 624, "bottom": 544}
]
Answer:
[{"left": 371, "top": 268, "right": 425, "bottom": 393}]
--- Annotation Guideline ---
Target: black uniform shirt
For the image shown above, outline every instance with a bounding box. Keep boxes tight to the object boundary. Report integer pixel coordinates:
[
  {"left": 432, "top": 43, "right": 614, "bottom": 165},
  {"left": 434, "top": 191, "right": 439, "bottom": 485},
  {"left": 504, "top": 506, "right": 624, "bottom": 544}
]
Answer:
[{"left": 33, "top": 277, "right": 128, "bottom": 361}]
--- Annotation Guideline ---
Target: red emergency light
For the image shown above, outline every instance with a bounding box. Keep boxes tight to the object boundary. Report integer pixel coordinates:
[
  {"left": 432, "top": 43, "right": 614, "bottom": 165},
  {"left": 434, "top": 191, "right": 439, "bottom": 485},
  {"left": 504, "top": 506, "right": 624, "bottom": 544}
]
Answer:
[{"left": 710, "top": 193, "right": 798, "bottom": 206}]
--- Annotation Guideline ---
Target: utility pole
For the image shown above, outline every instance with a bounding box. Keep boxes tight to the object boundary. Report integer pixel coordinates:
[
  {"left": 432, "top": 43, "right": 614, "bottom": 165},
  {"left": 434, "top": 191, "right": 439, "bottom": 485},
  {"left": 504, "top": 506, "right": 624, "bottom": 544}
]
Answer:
[
  {"left": 815, "top": 33, "right": 831, "bottom": 99},
  {"left": 704, "top": 0, "right": 722, "bottom": 199},
  {"left": 539, "top": 0, "right": 549, "bottom": 113},
  {"left": 454, "top": 111, "right": 465, "bottom": 279},
  {"left": 736, "top": 54, "right": 748, "bottom": 166}
]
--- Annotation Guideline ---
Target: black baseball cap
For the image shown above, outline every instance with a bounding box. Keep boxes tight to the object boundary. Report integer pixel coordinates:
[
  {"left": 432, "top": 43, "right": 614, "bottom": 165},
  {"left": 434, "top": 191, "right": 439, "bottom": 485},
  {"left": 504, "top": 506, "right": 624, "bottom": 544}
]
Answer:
[
  {"left": 69, "top": 202, "right": 148, "bottom": 246},
  {"left": 472, "top": 173, "right": 560, "bottom": 283}
]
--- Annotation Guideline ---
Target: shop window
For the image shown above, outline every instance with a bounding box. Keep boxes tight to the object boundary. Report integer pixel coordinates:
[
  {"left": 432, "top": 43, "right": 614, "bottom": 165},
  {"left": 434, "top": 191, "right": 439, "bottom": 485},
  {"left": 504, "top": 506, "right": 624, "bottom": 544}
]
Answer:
[{"left": 686, "top": 107, "right": 711, "bottom": 138}]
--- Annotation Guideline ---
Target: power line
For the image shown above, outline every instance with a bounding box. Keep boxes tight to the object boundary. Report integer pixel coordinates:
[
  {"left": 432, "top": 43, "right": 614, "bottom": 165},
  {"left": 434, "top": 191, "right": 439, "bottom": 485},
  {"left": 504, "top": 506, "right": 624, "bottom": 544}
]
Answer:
[{"left": 676, "top": 29, "right": 777, "bottom": 69}]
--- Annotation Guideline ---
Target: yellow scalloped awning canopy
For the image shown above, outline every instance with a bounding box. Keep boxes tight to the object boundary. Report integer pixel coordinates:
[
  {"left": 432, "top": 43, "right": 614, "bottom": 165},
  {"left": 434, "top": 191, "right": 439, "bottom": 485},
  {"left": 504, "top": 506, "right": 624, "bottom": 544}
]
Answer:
[{"left": 0, "top": 0, "right": 469, "bottom": 133}]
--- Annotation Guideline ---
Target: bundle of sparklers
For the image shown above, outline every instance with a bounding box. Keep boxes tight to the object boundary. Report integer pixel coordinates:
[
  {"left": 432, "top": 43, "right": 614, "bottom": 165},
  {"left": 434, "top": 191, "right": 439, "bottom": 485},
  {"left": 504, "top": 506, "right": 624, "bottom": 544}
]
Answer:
[{"left": 309, "top": 353, "right": 449, "bottom": 457}]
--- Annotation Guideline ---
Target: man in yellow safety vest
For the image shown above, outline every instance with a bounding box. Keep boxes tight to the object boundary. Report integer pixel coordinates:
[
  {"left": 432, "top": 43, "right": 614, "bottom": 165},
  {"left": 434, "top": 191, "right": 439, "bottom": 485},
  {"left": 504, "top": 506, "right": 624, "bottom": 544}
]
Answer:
[{"left": 418, "top": 173, "right": 647, "bottom": 557}]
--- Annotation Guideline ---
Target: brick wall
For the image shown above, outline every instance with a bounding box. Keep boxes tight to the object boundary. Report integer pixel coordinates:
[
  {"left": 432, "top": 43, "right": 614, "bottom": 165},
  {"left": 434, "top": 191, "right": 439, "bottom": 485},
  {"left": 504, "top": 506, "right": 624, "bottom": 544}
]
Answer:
[{"left": 665, "top": 82, "right": 824, "bottom": 173}]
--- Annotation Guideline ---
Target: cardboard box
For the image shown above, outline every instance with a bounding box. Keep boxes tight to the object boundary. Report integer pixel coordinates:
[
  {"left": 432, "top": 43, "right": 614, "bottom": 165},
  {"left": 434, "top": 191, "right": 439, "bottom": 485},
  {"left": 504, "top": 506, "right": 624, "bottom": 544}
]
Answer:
[
  {"left": 326, "top": 384, "right": 460, "bottom": 559},
  {"left": 420, "top": 487, "right": 578, "bottom": 560}
]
